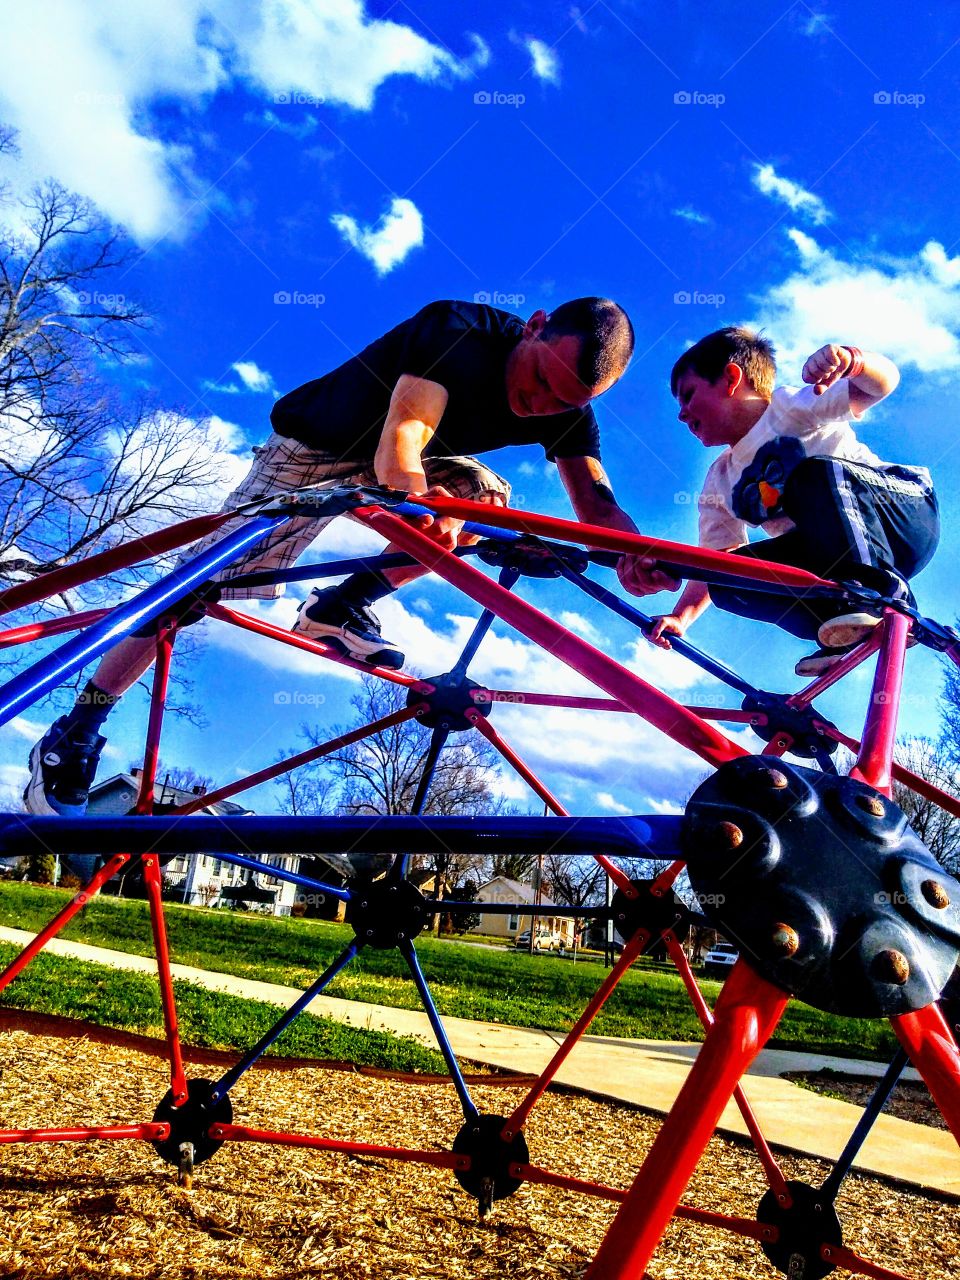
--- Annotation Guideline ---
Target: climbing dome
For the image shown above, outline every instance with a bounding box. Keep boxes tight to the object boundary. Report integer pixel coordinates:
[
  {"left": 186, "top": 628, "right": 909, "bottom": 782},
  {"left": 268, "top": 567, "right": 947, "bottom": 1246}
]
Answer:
[{"left": 1, "top": 483, "right": 959, "bottom": 1280}]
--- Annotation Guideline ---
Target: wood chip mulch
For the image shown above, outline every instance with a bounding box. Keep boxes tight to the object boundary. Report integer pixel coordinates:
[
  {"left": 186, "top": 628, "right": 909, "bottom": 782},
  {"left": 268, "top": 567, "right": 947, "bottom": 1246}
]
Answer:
[{"left": 1, "top": 1029, "right": 958, "bottom": 1279}]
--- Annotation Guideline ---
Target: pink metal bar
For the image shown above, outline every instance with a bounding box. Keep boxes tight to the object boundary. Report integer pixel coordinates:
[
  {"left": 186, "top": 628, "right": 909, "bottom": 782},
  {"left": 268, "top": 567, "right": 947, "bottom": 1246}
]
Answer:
[
  {"left": 825, "top": 725, "right": 960, "bottom": 821},
  {"left": 0, "top": 1122, "right": 170, "bottom": 1144},
  {"left": 359, "top": 508, "right": 747, "bottom": 773},
  {"left": 209, "top": 1123, "right": 468, "bottom": 1171},
  {"left": 585, "top": 960, "right": 789, "bottom": 1280},
  {"left": 466, "top": 710, "right": 636, "bottom": 896},
  {"left": 891, "top": 1002, "right": 960, "bottom": 1146},
  {"left": 475, "top": 689, "right": 756, "bottom": 723},
  {"left": 0, "top": 510, "right": 237, "bottom": 615},
  {"left": 0, "top": 607, "right": 111, "bottom": 649},
  {"left": 787, "top": 629, "right": 884, "bottom": 708},
  {"left": 169, "top": 705, "right": 427, "bottom": 815},
  {"left": 502, "top": 930, "right": 650, "bottom": 1139},
  {"left": 819, "top": 1243, "right": 913, "bottom": 1280},
  {"left": 206, "top": 601, "right": 424, "bottom": 688},
  {"left": 405, "top": 493, "right": 838, "bottom": 592},
  {"left": 664, "top": 932, "right": 791, "bottom": 1204},
  {"left": 850, "top": 611, "right": 911, "bottom": 796},
  {"left": 0, "top": 852, "right": 132, "bottom": 995}
]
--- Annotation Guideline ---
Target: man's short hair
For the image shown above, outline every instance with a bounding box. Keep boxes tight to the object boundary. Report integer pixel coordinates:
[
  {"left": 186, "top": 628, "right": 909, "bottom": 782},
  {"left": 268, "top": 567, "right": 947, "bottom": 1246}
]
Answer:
[
  {"left": 670, "top": 327, "right": 777, "bottom": 400},
  {"left": 542, "top": 297, "right": 635, "bottom": 387}
]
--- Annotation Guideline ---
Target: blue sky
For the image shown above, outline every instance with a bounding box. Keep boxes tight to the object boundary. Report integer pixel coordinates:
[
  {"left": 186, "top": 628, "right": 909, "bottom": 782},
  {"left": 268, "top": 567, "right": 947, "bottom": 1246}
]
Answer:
[{"left": 3, "top": 0, "right": 960, "bottom": 819}]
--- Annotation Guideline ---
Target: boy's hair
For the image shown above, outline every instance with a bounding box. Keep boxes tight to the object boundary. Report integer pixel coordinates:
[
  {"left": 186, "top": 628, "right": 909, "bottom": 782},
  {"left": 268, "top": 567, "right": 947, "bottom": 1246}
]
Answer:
[
  {"left": 670, "top": 327, "right": 777, "bottom": 400},
  {"left": 542, "top": 297, "right": 635, "bottom": 387}
]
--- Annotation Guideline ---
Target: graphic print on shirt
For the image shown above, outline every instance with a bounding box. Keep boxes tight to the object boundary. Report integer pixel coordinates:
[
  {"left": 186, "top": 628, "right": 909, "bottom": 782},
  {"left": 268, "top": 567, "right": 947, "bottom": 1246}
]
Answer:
[{"left": 730, "top": 436, "right": 806, "bottom": 525}]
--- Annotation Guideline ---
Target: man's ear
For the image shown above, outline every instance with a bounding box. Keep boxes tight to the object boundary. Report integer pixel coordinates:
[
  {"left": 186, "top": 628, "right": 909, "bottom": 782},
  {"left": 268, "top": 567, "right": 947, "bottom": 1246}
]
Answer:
[
  {"left": 723, "top": 362, "right": 744, "bottom": 396},
  {"left": 523, "top": 309, "right": 548, "bottom": 339}
]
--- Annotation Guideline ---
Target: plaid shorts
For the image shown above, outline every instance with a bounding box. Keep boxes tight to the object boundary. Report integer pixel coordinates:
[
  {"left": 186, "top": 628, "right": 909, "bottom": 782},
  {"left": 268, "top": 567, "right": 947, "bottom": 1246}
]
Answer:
[{"left": 175, "top": 432, "right": 512, "bottom": 600}]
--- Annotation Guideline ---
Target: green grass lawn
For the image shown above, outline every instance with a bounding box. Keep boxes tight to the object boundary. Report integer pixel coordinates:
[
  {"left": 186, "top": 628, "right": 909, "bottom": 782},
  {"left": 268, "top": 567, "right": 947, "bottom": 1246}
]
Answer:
[{"left": 0, "top": 881, "right": 898, "bottom": 1061}]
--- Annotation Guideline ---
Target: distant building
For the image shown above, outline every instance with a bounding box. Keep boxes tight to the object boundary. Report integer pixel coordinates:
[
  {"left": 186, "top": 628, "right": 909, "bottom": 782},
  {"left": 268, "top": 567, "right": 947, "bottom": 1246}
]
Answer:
[{"left": 469, "top": 876, "right": 575, "bottom": 946}]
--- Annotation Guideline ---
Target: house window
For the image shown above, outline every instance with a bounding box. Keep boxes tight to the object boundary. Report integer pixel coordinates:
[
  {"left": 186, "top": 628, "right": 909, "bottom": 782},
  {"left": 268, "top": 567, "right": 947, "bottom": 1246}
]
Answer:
[
  {"left": 212, "top": 859, "right": 222, "bottom": 876},
  {"left": 508, "top": 913, "right": 519, "bottom": 931}
]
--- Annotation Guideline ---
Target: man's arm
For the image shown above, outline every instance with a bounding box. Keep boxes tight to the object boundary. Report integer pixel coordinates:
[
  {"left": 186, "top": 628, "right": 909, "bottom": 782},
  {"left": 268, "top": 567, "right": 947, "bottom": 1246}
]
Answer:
[
  {"left": 802, "top": 345, "right": 899, "bottom": 417},
  {"left": 374, "top": 374, "right": 448, "bottom": 493}
]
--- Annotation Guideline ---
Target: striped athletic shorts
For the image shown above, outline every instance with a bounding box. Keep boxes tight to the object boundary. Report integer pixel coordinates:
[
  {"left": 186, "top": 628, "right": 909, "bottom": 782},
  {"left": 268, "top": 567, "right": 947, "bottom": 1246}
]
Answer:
[{"left": 174, "top": 432, "right": 512, "bottom": 600}]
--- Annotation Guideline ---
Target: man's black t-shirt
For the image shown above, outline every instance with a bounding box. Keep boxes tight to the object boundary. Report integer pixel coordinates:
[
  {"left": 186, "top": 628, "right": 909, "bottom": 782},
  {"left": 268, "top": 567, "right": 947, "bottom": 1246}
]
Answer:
[{"left": 269, "top": 300, "right": 601, "bottom": 463}]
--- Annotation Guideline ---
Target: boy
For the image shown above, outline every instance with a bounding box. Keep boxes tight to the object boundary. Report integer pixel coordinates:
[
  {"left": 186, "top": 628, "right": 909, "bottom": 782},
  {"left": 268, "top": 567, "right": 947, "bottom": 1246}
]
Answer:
[
  {"left": 619, "top": 327, "right": 938, "bottom": 676},
  {"left": 25, "top": 296, "right": 641, "bottom": 816}
]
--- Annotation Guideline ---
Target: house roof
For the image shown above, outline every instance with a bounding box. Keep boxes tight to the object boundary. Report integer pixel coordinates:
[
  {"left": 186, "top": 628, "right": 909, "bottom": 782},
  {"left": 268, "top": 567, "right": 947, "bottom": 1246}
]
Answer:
[
  {"left": 89, "top": 773, "right": 252, "bottom": 818},
  {"left": 476, "top": 875, "right": 557, "bottom": 907}
]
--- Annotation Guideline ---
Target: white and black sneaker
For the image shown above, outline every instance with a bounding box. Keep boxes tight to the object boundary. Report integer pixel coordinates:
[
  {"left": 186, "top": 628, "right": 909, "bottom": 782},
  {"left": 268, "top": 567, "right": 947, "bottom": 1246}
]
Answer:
[
  {"left": 817, "top": 611, "right": 883, "bottom": 650},
  {"left": 23, "top": 716, "right": 107, "bottom": 816},
  {"left": 292, "top": 586, "right": 405, "bottom": 669}
]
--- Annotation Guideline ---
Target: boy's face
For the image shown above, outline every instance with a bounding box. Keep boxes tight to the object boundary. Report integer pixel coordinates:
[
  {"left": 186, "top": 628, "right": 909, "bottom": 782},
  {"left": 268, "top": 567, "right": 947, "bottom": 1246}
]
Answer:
[{"left": 675, "top": 368, "right": 739, "bottom": 447}]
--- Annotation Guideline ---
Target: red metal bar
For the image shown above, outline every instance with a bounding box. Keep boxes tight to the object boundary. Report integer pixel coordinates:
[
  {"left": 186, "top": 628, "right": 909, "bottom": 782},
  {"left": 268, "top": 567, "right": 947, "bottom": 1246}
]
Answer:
[
  {"left": 405, "top": 494, "right": 837, "bottom": 592},
  {"left": 826, "top": 725, "right": 960, "bottom": 820},
  {"left": 664, "top": 932, "right": 791, "bottom": 1205},
  {"left": 206, "top": 601, "right": 423, "bottom": 688},
  {"left": 503, "top": 930, "right": 650, "bottom": 1139},
  {"left": 650, "top": 861, "right": 684, "bottom": 895},
  {"left": 819, "top": 1242, "right": 913, "bottom": 1280},
  {"left": 0, "top": 511, "right": 237, "bottom": 615},
  {"left": 360, "top": 508, "right": 746, "bottom": 773},
  {"left": 169, "top": 705, "right": 427, "bottom": 815},
  {"left": 585, "top": 960, "right": 788, "bottom": 1280},
  {"left": 0, "top": 607, "right": 111, "bottom": 649},
  {"left": 136, "top": 624, "right": 188, "bottom": 1105},
  {"left": 787, "top": 630, "right": 884, "bottom": 708},
  {"left": 0, "top": 851, "right": 131, "bottom": 995},
  {"left": 850, "top": 611, "right": 910, "bottom": 796},
  {"left": 515, "top": 1164, "right": 777, "bottom": 1244},
  {"left": 466, "top": 711, "right": 636, "bottom": 896},
  {"left": 891, "top": 1001, "right": 960, "bottom": 1145},
  {"left": 0, "top": 1122, "right": 170, "bottom": 1144},
  {"left": 475, "top": 689, "right": 756, "bottom": 723},
  {"left": 209, "top": 1123, "right": 468, "bottom": 1170}
]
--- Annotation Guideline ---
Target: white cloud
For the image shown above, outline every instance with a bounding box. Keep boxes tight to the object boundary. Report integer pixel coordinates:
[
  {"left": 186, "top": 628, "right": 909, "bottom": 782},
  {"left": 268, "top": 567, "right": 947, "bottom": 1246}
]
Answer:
[
  {"left": 648, "top": 797, "right": 685, "bottom": 815},
  {"left": 673, "top": 206, "right": 711, "bottom": 226},
  {"left": 232, "top": 361, "right": 274, "bottom": 393},
  {"left": 525, "top": 37, "right": 561, "bottom": 85},
  {"left": 596, "top": 791, "right": 631, "bottom": 814},
  {"left": 559, "top": 611, "right": 600, "bottom": 642},
  {"left": 0, "top": 764, "right": 28, "bottom": 811},
  {"left": 754, "top": 231, "right": 960, "bottom": 375},
  {"left": 0, "top": 1, "right": 484, "bottom": 241},
  {"left": 331, "top": 197, "right": 424, "bottom": 275},
  {"left": 752, "top": 163, "right": 829, "bottom": 225},
  {"left": 7, "top": 716, "right": 47, "bottom": 743}
]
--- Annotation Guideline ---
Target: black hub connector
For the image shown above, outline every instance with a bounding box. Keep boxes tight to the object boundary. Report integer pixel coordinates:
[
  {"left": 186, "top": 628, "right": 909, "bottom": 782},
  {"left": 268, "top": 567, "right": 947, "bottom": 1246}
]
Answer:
[
  {"left": 452, "top": 1114, "right": 529, "bottom": 1216},
  {"left": 740, "top": 692, "right": 838, "bottom": 760},
  {"left": 347, "top": 879, "right": 431, "bottom": 949},
  {"left": 406, "top": 673, "right": 491, "bottom": 731},
  {"left": 151, "top": 1078, "right": 233, "bottom": 1169},
  {"left": 611, "top": 879, "right": 690, "bottom": 946},
  {"left": 477, "top": 535, "right": 589, "bottom": 578},
  {"left": 757, "top": 1181, "right": 843, "bottom": 1279},
  {"left": 683, "top": 755, "right": 960, "bottom": 1017}
]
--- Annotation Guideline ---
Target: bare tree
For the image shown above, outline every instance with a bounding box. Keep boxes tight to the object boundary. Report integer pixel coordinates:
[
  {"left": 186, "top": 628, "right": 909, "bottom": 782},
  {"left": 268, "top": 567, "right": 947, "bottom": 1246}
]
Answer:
[{"left": 893, "top": 736, "right": 960, "bottom": 874}]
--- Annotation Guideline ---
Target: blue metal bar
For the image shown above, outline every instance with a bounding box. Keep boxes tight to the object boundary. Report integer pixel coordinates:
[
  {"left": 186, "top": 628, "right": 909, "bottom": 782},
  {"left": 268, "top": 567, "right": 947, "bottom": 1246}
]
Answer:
[
  {"left": 441, "top": 901, "right": 611, "bottom": 917},
  {"left": 390, "top": 723, "right": 452, "bottom": 885},
  {"left": 448, "top": 565, "right": 520, "bottom": 683},
  {"left": 818, "top": 1048, "right": 910, "bottom": 1202},
  {"left": 0, "top": 515, "right": 287, "bottom": 727},
  {"left": 390, "top": 501, "right": 523, "bottom": 546},
  {"left": 213, "top": 850, "right": 352, "bottom": 902},
  {"left": 0, "top": 813, "right": 684, "bottom": 861},
  {"left": 559, "top": 566, "right": 761, "bottom": 699},
  {"left": 209, "top": 941, "right": 360, "bottom": 1103},
  {"left": 220, "top": 544, "right": 488, "bottom": 590},
  {"left": 400, "top": 938, "right": 479, "bottom": 1122}
]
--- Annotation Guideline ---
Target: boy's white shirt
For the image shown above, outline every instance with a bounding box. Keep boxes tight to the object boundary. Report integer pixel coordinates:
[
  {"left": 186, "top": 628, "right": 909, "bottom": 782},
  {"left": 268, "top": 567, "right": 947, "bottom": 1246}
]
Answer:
[{"left": 697, "top": 380, "right": 890, "bottom": 550}]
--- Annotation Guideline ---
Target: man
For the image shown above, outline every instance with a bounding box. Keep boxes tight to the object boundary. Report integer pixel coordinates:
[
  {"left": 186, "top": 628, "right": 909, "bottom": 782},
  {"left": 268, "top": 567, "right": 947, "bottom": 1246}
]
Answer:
[{"left": 26, "top": 296, "right": 642, "bottom": 817}]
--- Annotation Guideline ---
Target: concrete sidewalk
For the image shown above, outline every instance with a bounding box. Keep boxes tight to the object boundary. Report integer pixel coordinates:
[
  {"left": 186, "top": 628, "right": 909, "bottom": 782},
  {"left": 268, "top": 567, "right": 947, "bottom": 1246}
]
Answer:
[{"left": 2, "top": 925, "right": 958, "bottom": 1198}]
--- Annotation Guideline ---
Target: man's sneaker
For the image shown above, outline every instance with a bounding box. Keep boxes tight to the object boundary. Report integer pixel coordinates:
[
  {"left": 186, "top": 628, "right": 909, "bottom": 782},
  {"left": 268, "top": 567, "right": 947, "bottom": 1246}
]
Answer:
[
  {"left": 292, "top": 586, "right": 405, "bottom": 669},
  {"left": 795, "top": 646, "right": 853, "bottom": 678},
  {"left": 23, "top": 716, "right": 106, "bottom": 816},
  {"left": 817, "top": 611, "right": 883, "bottom": 650}
]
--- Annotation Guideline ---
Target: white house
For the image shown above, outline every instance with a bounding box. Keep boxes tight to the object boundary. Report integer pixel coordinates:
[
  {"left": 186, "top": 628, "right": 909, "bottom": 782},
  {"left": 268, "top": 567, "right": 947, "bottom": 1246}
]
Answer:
[{"left": 469, "top": 876, "right": 575, "bottom": 946}]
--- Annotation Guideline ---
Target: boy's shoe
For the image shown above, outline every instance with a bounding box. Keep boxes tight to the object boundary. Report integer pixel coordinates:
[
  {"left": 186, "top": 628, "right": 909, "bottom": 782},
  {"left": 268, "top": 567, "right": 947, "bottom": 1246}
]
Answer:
[
  {"left": 794, "top": 646, "right": 853, "bottom": 677},
  {"left": 23, "top": 716, "right": 106, "bottom": 816},
  {"left": 817, "top": 611, "right": 883, "bottom": 650},
  {"left": 292, "top": 586, "right": 405, "bottom": 669}
]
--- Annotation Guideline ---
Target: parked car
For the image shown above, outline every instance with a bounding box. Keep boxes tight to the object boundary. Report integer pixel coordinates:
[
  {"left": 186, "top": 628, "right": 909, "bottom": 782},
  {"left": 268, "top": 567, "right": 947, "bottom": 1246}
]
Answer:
[
  {"left": 514, "top": 928, "right": 565, "bottom": 953},
  {"left": 702, "top": 941, "right": 739, "bottom": 977}
]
